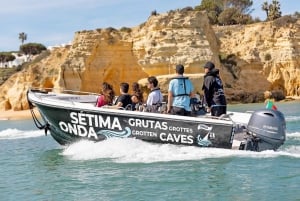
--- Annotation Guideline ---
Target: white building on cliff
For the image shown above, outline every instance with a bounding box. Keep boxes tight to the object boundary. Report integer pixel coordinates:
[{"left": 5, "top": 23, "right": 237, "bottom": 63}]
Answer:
[{"left": 0, "top": 53, "right": 28, "bottom": 68}]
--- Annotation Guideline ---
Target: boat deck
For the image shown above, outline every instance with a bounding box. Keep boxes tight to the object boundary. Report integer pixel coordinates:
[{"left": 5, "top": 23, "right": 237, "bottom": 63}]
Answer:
[{"left": 30, "top": 91, "right": 253, "bottom": 127}]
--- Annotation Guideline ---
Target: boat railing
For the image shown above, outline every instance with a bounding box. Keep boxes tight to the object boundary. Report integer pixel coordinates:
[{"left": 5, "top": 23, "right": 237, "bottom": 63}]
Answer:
[
  {"left": 29, "top": 87, "right": 99, "bottom": 96},
  {"left": 29, "top": 87, "right": 234, "bottom": 122},
  {"left": 29, "top": 87, "right": 98, "bottom": 106}
]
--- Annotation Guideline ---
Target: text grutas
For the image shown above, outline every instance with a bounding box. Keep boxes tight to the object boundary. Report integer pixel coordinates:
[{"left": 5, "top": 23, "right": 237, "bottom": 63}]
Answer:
[{"left": 128, "top": 118, "right": 194, "bottom": 145}]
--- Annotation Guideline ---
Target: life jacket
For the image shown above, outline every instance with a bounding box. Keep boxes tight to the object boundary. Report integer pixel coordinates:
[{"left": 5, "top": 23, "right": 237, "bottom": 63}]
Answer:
[{"left": 171, "top": 76, "right": 190, "bottom": 97}]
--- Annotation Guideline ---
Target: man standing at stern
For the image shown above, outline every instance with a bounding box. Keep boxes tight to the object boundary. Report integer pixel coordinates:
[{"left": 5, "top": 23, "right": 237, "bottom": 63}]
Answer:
[
  {"left": 202, "top": 61, "right": 227, "bottom": 116},
  {"left": 167, "top": 64, "right": 194, "bottom": 116}
]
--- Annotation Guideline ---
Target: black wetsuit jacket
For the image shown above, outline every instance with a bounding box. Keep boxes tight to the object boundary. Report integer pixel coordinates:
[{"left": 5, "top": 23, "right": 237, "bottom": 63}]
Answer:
[{"left": 202, "top": 69, "right": 227, "bottom": 107}]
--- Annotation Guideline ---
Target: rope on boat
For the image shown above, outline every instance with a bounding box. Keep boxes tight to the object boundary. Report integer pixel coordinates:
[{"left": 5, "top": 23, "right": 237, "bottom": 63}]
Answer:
[{"left": 27, "top": 90, "right": 50, "bottom": 135}]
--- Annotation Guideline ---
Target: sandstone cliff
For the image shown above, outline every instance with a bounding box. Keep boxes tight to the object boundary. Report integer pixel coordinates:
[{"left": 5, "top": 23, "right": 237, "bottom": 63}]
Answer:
[
  {"left": 0, "top": 10, "right": 299, "bottom": 111},
  {"left": 214, "top": 16, "right": 300, "bottom": 102}
]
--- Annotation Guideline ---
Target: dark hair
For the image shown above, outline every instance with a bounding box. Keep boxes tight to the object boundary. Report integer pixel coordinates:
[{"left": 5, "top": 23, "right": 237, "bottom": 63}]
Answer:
[
  {"left": 132, "top": 82, "right": 144, "bottom": 103},
  {"left": 101, "top": 82, "right": 111, "bottom": 92},
  {"left": 101, "top": 82, "right": 115, "bottom": 104},
  {"left": 132, "top": 82, "right": 140, "bottom": 92},
  {"left": 120, "top": 82, "right": 129, "bottom": 93},
  {"left": 147, "top": 76, "right": 158, "bottom": 87},
  {"left": 176, "top": 64, "right": 184, "bottom": 74},
  {"left": 204, "top": 61, "right": 215, "bottom": 70}
]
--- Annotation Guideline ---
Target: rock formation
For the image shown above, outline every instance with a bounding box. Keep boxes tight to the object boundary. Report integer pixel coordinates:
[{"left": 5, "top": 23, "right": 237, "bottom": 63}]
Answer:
[
  {"left": 214, "top": 16, "right": 300, "bottom": 102},
  {"left": 0, "top": 10, "right": 299, "bottom": 111}
]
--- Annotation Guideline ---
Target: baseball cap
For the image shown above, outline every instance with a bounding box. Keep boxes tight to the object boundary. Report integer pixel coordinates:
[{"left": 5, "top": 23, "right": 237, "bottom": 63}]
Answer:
[{"left": 203, "top": 61, "right": 215, "bottom": 70}]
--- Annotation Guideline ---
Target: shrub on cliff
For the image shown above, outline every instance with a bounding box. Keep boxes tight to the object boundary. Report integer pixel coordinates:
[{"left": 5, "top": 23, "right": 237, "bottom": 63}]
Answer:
[
  {"left": 273, "top": 15, "right": 297, "bottom": 27},
  {"left": 195, "top": 0, "right": 254, "bottom": 25},
  {"left": 20, "top": 43, "right": 46, "bottom": 56},
  {"left": 120, "top": 27, "right": 132, "bottom": 33}
]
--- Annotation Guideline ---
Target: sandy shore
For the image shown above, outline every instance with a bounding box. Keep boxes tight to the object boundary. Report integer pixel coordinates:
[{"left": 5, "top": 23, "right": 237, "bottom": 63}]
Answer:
[{"left": 0, "top": 109, "right": 40, "bottom": 121}]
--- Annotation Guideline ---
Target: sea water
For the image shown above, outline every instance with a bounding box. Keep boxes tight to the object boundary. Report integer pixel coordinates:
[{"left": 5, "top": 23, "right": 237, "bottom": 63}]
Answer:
[{"left": 0, "top": 101, "right": 299, "bottom": 201}]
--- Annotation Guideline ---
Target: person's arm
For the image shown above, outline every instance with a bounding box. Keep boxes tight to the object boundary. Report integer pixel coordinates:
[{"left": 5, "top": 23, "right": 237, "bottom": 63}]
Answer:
[
  {"left": 203, "top": 77, "right": 215, "bottom": 112},
  {"left": 108, "top": 96, "right": 124, "bottom": 109},
  {"left": 189, "top": 80, "right": 195, "bottom": 98},
  {"left": 96, "top": 95, "right": 105, "bottom": 107},
  {"left": 115, "top": 102, "right": 123, "bottom": 107},
  {"left": 159, "top": 91, "right": 163, "bottom": 103},
  {"left": 167, "top": 91, "right": 173, "bottom": 113},
  {"left": 203, "top": 77, "right": 214, "bottom": 108},
  {"left": 146, "top": 92, "right": 153, "bottom": 105}
]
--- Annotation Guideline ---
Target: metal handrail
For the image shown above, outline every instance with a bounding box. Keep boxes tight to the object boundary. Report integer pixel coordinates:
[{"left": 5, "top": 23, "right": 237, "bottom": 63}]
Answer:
[{"left": 29, "top": 87, "right": 98, "bottom": 96}]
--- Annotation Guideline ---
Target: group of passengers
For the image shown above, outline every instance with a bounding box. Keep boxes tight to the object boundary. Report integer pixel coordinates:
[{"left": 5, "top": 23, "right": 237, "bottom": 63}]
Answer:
[
  {"left": 96, "top": 62, "right": 227, "bottom": 117},
  {"left": 96, "top": 76, "right": 163, "bottom": 112}
]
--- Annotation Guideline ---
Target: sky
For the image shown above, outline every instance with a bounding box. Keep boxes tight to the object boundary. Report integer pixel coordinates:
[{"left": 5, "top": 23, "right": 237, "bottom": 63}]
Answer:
[{"left": 1, "top": 0, "right": 300, "bottom": 52}]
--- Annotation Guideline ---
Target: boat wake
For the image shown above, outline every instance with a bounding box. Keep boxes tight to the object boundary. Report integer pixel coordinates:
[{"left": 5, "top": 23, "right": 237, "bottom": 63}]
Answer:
[
  {"left": 286, "top": 115, "right": 300, "bottom": 122},
  {"left": 62, "top": 132, "right": 300, "bottom": 163},
  {"left": 0, "top": 128, "right": 44, "bottom": 140}
]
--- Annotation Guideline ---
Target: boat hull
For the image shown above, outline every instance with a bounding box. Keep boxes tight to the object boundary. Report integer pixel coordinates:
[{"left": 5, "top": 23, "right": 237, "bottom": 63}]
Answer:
[
  {"left": 34, "top": 103, "right": 234, "bottom": 149},
  {"left": 27, "top": 89, "right": 286, "bottom": 151}
]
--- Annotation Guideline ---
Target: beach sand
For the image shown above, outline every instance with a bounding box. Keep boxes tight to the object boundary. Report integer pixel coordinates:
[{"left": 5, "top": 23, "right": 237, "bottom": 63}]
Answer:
[{"left": 0, "top": 109, "right": 40, "bottom": 120}]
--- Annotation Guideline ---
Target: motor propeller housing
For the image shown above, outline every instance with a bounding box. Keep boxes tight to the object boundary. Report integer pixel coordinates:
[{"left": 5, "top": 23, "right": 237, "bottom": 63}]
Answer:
[{"left": 240, "top": 109, "right": 286, "bottom": 151}]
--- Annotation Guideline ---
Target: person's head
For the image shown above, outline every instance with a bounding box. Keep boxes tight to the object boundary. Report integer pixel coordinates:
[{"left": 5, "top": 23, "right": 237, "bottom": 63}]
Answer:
[
  {"left": 147, "top": 76, "right": 158, "bottom": 89},
  {"left": 132, "top": 82, "right": 140, "bottom": 92},
  {"left": 101, "top": 82, "right": 114, "bottom": 103},
  {"left": 120, "top": 82, "right": 129, "bottom": 93},
  {"left": 101, "top": 82, "right": 112, "bottom": 93},
  {"left": 175, "top": 64, "right": 184, "bottom": 75},
  {"left": 131, "top": 82, "right": 143, "bottom": 103},
  {"left": 203, "top": 61, "right": 215, "bottom": 73}
]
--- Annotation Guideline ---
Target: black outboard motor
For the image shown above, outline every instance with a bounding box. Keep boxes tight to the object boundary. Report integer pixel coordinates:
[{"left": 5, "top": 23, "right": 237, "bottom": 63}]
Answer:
[{"left": 239, "top": 109, "right": 286, "bottom": 151}]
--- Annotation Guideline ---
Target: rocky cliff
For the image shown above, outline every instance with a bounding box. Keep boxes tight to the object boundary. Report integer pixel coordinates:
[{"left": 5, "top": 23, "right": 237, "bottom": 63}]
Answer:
[
  {"left": 214, "top": 16, "right": 300, "bottom": 102},
  {"left": 0, "top": 10, "right": 299, "bottom": 111}
]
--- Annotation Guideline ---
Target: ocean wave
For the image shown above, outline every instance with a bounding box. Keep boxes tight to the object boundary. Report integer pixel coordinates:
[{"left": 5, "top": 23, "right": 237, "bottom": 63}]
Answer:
[
  {"left": 0, "top": 128, "right": 44, "bottom": 140},
  {"left": 287, "top": 132, "right": 300, "bottom": 138},
  {"left": 61, "top": 138, "right": 300, "bottom": 163},
  {"left": 280, "top": 146, "right": 300, "bottom": 155},
  {"left": 285, "top": 116, "right": 300, "bottom": 122}
]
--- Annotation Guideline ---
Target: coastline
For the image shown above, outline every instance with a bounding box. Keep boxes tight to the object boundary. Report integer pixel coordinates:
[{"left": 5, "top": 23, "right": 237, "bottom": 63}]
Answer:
[{"left": 0, "top": 109, "right": 40, "bottom": 121}]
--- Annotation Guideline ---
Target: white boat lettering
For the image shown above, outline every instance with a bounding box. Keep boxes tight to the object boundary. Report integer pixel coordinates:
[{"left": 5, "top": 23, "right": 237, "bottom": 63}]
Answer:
[
  {"left": 168, "top": 126, "right": 193, "bottom": 133},
  {"left": 70, "top": 112, "right": 122, "bottom": 130},
  {"left": 132, "top": 130, "right": 158, "bottom": 137},
  {"left": 263, "top": 125, "right": 278, "bottom": 131},
  {"left": 230, "top": 128, "right": 234, "bottom": 143},
  {"left": 160, "top": 133, "right": 193, "bottom": 144},
  {"left": 59, "top": 121, "right": 98, "bottom": 139},
  {"left": 128, "top": 118, "right": 168, "bottom": 130}
]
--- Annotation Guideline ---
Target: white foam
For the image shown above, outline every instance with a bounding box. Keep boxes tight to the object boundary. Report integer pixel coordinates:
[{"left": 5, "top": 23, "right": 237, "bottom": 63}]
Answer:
[
  {"left": 285, "top": 116, "right": 300, "bottom": 122},
  {"left": 61, "top": 137, "right": 300, "bottom": 163},
  {"left": 287, "top": 132, "right": 300, "bottom": 138},
  {"left": 0, "top": 128, "right": 44, "bottom": 140}
]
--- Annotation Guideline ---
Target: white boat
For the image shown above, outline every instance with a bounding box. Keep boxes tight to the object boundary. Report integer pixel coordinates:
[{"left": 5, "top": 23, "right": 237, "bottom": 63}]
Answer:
[{"left": 27, "top": 88, "right": 286, "bottom": 151}]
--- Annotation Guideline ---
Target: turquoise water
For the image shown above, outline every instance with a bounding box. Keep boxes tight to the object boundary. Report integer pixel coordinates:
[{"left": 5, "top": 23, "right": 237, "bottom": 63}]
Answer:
[{"left": 0, "top": 101, "right": 299, "bottom": 201}]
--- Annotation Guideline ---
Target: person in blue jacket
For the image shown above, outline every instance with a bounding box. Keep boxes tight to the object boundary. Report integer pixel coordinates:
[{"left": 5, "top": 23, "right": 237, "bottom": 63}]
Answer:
[{"left": 167, "top": 64, "right": 194, "bottom": 116}]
